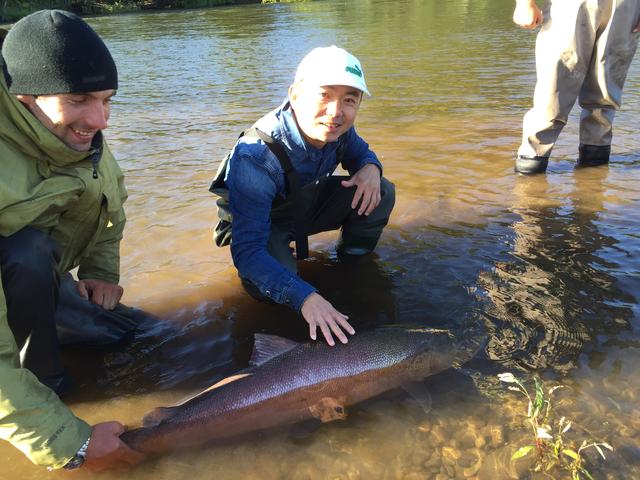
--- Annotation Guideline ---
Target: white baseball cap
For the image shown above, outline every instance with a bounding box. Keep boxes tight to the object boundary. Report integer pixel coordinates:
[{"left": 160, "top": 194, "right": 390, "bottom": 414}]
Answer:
[{"left": 294, "top": 45, "right": 371, "bottom": 96}]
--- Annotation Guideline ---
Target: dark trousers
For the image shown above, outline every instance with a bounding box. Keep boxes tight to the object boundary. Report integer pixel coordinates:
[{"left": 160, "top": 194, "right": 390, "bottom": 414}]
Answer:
[
  {"left": 0, "top": 228, "right": 143, "bottom": 394},
  {"left": 242, "top": 175, "right": 395, "bottom": 297},
  {"left": 0, "top": 227, "right": 65, "bottom": 388}
]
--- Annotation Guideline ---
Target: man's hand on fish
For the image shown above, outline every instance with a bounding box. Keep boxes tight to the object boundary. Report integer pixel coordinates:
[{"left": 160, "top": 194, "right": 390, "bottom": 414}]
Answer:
[
  {"left": 83, "top": 422, "right": 145, "bottom": 471},
  {"left": 513, "top": 0, "right": 543, "bottom": 29},
  {"left": 341, "top": 163, "right": 381, "bottom": 216},
  {"left": 300, "top": 292, "right": 355, "bottom": 346},
  {"left": 77, "top": 278, "right": 124, "bottom": 310}
]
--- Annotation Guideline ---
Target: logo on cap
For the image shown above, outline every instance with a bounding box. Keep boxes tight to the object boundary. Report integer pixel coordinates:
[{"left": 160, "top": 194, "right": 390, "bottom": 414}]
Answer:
[{"left": 345, "top": 64, "right": 363, "bottom": 78}]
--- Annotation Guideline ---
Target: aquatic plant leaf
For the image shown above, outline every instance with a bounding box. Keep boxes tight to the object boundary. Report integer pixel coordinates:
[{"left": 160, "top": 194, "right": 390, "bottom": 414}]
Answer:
[
  {"left": 602, "top": 443, "right": 613, "bottom": 451},
  {"left": 581, "top": 467, "right": 595, "bottom": 480},
  {"left": 533, "top": 377, "right": 545, "bottom": 414},
  {"left": 536, "top": 427, "right": 552, "bottom": 440},
  {"left": 498, "top": 372, "right": 517, "bottom": 383},
  {"left": 607, "top": 397, "right": 622, "bottom": 410},
  {"left": 562, "top": 449, "right": 580, "bottom": 460},
  {"left": 562, "top": 420, "right": 572, "bottom": 433},
  {"left": 594, "top": 444, "right": 606, "bottom": 460},
  {"left": 548, "top": 385, "right": 562, "bottom": 395},
  {"left": 511, "top": 445, "right": 535, "bottom": 460}
]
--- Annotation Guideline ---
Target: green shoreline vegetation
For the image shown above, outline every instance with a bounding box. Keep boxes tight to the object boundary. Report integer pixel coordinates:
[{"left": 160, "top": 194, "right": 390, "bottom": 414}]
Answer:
[{"left": 1, "top": 0, "right": 308, "bottom": 23}]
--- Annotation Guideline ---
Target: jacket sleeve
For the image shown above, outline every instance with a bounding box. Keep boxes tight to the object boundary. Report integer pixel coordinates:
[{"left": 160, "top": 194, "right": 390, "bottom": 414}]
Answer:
[
  {"left": 0, "top": 273, "right": 92, "bottom": 468},
  {"left": 228, "top": 146, "right": 316, "bottom": 311}
]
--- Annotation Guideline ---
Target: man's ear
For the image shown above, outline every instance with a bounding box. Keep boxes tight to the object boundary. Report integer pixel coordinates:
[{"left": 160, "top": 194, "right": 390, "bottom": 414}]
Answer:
[
  {"left": 288, "top": 84, "right": 298, "bottom": 105},
  {"left": 15, "top": 94, "right": 36, "bottom": 108}
]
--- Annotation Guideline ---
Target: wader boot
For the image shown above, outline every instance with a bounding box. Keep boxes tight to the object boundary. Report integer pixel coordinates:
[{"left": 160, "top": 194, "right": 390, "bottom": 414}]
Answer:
[
  {"left": 515, "top": 155, "right": 549, "bottom": 174},
  {"left": 336, "top": 177, "right": 396, "bottom": 257},
  {"left": 54, "top": 273, "right": 145, "bottom": 346},
  {"left": 577, "top": 144, "right": 610, "bottom": 168}
]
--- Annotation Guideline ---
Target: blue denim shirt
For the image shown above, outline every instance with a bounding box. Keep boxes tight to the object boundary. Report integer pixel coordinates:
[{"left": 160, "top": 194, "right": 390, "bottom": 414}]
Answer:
[{"left": 225, "top": 100, "right": 383, "bottom": 312}]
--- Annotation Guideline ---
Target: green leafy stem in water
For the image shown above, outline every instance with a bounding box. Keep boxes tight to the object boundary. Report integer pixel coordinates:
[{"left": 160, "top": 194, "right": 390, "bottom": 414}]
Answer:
[{"left": 498, "top": 372, "right": 613, "bottom": 480}]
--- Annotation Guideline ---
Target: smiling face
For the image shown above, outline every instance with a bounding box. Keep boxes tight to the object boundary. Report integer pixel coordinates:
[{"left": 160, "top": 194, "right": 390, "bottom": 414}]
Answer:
[
  {"left": 16, "top": 90, "right": 116, "bottom": 151},
  {"left": 288, "top": 83, "right": 362, "bottom": 149}
]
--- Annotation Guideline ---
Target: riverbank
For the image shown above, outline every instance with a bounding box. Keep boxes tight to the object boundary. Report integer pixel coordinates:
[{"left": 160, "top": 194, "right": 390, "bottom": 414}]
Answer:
[{"left": 1, "top": 0, "right": 307, "bottom": 23}]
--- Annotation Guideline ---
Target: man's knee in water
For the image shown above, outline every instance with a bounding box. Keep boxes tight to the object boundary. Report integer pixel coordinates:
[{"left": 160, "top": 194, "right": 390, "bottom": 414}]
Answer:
[
  {"left": 337, "top": 178, "right": 395, "bottom": 257},
  {"left": 378, "top": 177, "right": 396, "bottom": 218}
]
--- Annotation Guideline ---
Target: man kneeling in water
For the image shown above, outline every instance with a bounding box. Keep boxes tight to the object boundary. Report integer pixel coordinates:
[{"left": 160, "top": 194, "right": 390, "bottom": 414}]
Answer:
[
  {"left": 1, "top": 10, "right": 144, "bottom": 471},
  {"left": 211, "top": 46, "right": 395, "bottom": 346}
]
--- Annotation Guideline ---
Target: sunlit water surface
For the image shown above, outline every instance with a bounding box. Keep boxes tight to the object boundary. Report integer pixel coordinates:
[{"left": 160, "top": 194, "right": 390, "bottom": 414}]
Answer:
[{"left": 1, "top": 0, "right": 639, "bottom": 478}]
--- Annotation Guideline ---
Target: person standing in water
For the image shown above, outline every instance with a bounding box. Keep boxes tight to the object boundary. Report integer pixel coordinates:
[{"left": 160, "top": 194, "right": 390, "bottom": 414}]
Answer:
[{"left": 513, "top": 0, "right": 640, "bottom": 174}]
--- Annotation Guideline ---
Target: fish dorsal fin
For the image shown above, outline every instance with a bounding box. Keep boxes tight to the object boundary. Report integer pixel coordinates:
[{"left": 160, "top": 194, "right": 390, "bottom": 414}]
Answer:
[{"left": 250, "top": 334, "right": 300, "bottom": 366}]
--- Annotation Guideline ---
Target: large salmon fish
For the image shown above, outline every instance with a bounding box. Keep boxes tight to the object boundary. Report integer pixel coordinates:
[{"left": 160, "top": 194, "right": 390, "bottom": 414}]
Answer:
[{"left": 120, "top": 326, "right": 480, "bottom": 453}]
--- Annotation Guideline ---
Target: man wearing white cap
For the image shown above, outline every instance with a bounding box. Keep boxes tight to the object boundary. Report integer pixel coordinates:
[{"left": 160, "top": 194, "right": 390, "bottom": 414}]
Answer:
[{"left": 211, "top": 46, "right": 395, "bottom": 346}]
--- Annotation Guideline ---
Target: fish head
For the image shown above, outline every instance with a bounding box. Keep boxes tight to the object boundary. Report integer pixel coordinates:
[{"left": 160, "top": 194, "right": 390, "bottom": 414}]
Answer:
[{"left": 391, "top": 326, "right": 484, "bottom": 378}]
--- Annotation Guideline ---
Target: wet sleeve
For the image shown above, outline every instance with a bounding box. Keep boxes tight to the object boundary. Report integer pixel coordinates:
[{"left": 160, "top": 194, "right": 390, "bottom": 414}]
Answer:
[
  {"left": 228, "top": 149, "right": 316, "bottom": 311},
  {"left": 339, "top": 127, "right": 383, "bottom": 176},
  {"left": 0, "top": 273, "right": 92, "bottom": 469}
]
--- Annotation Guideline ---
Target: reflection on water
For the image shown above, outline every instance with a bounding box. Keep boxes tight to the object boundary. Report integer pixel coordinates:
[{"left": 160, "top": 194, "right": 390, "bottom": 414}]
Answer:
[
  {"left": 1, "top": 0, "right": 639, "bottom": 479},
  {"left": 482, "top": 167, "right": 636, "bottom": 372}
]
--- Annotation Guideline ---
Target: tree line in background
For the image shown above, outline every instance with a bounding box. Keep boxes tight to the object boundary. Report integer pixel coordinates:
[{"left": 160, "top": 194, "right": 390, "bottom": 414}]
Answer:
[{"left": 1, "top": 0, "right": 300, "bottom": 22}]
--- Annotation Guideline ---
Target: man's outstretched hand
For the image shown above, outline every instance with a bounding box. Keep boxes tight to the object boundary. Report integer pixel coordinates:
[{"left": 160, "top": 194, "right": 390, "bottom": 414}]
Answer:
[{"left": 301, "top": 292, "right": 355, "bottom": 346}]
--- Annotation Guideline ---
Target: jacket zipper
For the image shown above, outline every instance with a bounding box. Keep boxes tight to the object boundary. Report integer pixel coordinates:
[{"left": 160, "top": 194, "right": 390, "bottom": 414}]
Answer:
[{"left": 91, "top": 149, "right": 100, "bottom": 179}]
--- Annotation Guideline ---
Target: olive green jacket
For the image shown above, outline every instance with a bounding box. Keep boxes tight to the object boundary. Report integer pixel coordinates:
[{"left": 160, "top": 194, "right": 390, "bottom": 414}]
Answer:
[{"left": 0, "top": 61, "right": 127, "bottom": 468}]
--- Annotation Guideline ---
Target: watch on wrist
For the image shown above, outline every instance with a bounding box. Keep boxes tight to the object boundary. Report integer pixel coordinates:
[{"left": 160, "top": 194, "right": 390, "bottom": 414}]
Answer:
[{"left": 63, "top": 435, "right": 91, "bottom": 470}]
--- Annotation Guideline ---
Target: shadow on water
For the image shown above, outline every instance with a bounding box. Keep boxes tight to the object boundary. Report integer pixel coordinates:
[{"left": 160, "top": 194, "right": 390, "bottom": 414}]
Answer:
[
  {"left": 62, "top": 251, "right": 406, "bottom": 403},
  {"left": 480, "top": 166, "right": 637, "bottom": 373}
]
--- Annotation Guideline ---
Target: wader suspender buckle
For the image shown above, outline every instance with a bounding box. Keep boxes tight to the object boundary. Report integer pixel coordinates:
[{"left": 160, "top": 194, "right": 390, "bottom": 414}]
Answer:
[{"left": 251, "top": 129, "right": 309, "bottom": 260}]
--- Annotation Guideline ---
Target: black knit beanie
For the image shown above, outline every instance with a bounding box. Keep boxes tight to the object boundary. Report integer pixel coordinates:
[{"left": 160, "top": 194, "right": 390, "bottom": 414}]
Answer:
[{"left": 1, "top": 9, "right": 118, "bottom": 95}]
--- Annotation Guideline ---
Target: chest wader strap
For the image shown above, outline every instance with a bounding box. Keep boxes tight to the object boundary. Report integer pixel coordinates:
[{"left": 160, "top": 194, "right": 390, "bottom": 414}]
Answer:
[{"left": 251, "top": 129, "right": 309, "bottom": 260}]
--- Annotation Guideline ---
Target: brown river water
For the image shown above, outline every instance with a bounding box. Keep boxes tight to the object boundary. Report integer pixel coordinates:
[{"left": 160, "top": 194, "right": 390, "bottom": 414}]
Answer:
[{"left": 1, "top": 0, "right": 639, "bottom": 478}]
